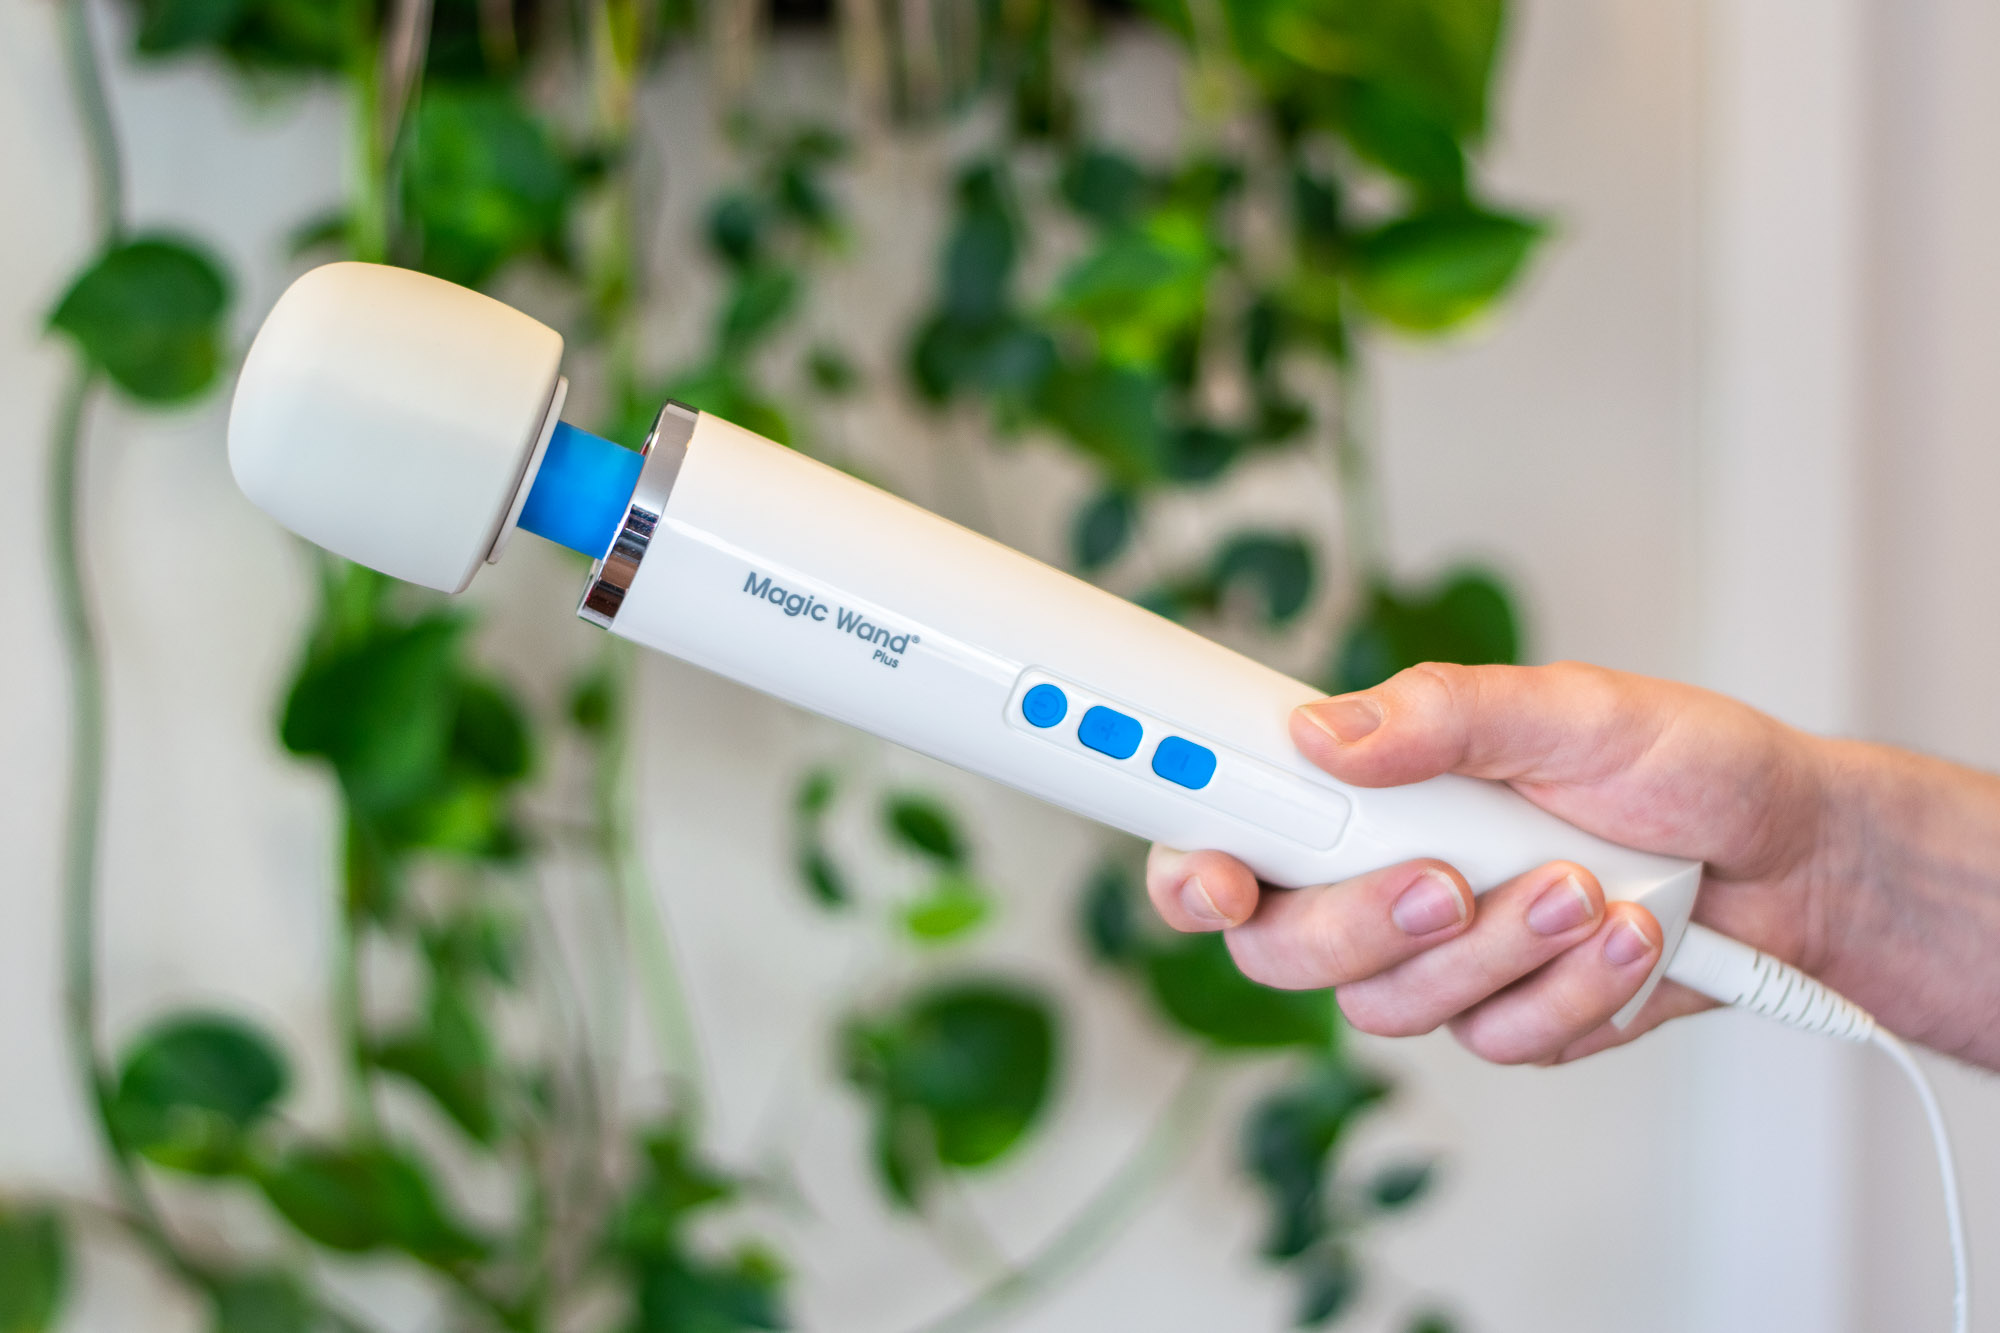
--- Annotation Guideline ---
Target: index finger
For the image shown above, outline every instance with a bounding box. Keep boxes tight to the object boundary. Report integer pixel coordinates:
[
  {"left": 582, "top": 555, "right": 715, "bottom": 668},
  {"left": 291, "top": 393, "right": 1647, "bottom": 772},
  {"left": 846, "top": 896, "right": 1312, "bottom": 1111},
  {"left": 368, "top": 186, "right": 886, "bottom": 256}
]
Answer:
[{"left": 1289, "top": 661, "right": 1670, "bottom": 789}]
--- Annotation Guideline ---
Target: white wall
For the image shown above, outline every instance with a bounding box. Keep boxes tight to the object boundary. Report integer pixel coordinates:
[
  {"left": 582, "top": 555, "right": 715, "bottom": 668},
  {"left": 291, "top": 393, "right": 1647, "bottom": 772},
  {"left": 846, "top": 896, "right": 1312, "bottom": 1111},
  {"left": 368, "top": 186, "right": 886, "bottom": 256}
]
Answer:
[
  {"left": 3, "top": 1, "right": 1992, "bottom": 1330},
  {"left": 1858, "top": 1, "right": 2000, "bottom": 1329}
]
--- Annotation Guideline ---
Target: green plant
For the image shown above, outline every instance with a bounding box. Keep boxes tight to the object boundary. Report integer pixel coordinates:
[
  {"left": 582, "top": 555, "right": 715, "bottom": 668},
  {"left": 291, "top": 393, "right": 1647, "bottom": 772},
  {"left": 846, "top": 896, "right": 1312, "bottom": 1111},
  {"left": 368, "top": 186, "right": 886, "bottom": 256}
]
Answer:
[{"left": 22, "top": 0, "right": 1544, "bottom": 1330}]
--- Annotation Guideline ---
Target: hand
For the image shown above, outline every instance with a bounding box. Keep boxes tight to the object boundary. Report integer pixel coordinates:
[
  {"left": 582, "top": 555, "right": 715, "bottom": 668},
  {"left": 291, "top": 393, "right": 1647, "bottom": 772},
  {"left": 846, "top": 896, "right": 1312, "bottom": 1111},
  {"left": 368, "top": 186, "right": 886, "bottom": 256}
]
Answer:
[{"left": 1145, "top": 662, "right": 1845, "bottom": 1065}]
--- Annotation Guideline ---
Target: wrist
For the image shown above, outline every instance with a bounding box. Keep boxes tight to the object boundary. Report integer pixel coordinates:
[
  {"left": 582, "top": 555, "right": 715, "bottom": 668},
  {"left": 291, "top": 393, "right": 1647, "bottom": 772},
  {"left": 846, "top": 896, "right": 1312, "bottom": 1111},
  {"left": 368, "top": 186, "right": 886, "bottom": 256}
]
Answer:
[
  {"left": 1802, "top": 736, "right": 1890, "bottom": 982},
  {"left": 1805, "top": 735, "right": 2000, "bottom": 1064}
]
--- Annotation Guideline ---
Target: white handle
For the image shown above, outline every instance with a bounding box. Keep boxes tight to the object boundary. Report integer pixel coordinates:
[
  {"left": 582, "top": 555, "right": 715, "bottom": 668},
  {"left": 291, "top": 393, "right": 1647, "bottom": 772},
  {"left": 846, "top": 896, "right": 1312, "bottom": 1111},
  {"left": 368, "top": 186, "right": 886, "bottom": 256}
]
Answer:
[{"left": 603, "top": 414, "right": 1701, "bottom": 1025}]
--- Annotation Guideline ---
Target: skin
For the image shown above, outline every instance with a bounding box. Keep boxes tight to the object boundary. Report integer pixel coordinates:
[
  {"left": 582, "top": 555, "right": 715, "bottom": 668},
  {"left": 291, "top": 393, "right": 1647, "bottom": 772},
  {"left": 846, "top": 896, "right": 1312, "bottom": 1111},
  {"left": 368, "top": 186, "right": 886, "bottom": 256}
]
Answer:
[{"left": 1145, "top": 661, "right": 2000, "bottom": 1071}]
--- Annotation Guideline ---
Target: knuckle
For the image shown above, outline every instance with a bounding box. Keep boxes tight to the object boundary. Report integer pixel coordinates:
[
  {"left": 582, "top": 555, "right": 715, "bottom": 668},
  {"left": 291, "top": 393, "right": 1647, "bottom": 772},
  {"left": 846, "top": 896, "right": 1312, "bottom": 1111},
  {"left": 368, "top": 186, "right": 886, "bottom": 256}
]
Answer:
[
  {"left": 1302, "top": 906, "right": 1369, "bottom": 987},
  {"left": 1336, "top": 984, "right": 1437, "bottom": 1039},
  {"left": 1401, "top": 661, "right": 1470, "bottom": 712},
  {"left": 1455, "top": 1012, "right": 1555, "bottom": 1066},
  {"left": 1226, "top": 937, "right": 1288, "bottom": 988}
]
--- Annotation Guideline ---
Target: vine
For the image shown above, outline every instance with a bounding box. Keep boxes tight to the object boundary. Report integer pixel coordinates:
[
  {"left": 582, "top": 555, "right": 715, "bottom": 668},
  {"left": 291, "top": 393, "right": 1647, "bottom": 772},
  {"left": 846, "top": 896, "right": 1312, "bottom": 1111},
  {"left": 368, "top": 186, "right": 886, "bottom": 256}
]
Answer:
[{"left": 9, "top": 1, "right": 1547, "bottom": 1330}]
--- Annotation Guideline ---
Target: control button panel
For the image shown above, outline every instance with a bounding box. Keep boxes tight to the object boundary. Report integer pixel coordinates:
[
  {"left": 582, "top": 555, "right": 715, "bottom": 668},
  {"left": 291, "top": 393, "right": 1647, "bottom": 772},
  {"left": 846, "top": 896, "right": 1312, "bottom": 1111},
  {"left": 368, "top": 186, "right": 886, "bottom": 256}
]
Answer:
[
  {"left": 1151, "top": 736, "right": 1217, "bottom": 790},
  {"left": 1021, "top": 682, "right": 1068, "bottom": 728},
  {"left": 1004, "top": 668, "right": 1351, "bottom": 851},
  {"left": 1078, "top": 705, "right": 1142, "bottom": 759}
]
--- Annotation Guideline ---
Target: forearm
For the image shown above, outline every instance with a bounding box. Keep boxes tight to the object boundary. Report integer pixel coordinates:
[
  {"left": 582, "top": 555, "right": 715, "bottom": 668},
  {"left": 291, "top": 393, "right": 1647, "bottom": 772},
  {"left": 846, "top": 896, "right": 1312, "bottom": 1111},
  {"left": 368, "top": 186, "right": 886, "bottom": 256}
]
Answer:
[{"left": 1818, "top": 738, "right": 2000, "bottom": 1068}]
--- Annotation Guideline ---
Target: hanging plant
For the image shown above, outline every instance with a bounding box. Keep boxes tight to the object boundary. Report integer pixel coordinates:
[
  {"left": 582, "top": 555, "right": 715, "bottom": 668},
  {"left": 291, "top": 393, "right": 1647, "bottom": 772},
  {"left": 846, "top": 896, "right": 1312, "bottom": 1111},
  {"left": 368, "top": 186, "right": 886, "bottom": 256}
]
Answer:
[{"left": 17, "top": 0, "right": 1546, "bottom": 1329}]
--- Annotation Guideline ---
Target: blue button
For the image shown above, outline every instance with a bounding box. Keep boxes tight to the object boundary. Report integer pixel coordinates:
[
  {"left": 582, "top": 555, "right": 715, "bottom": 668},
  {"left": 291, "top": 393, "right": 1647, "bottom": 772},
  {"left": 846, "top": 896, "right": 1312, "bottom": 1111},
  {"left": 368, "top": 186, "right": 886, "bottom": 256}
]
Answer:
[
  {"left": 1078, "top": 706, "right": 1142, "bottom": 759},
  {"left": 1021, "top": 683, "right": 1068, "bottom": 728},
  {"left": 1151, "top": 736, "right": 1217, "bottom": 790}
]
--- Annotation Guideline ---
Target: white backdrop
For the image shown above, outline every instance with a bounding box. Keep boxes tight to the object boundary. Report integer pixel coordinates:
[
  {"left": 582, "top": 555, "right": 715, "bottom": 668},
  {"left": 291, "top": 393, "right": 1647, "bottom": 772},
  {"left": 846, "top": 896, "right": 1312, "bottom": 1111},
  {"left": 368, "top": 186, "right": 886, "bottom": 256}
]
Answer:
[{"left": 2, "top": 1, "right": 1995, "bottom": 1330}]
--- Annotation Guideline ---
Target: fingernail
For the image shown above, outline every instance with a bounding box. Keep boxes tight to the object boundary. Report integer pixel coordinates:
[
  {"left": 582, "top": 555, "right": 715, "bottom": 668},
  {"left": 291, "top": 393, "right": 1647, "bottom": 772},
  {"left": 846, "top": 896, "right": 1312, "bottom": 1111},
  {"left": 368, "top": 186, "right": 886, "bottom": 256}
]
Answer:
[
  {"left": 1179, "top": 875, "right": 1230, "bottom": 926},
  {"left": 1526, "top": 874, "right": 1597, "bottom": 936},
  {"left": 1305, "top": 695, "right": 1384, "bottom": 743},
  {"left": 1391, "top": 869, "right": 1467, "bottom": 936},
  {"left": 1604, "top": 918, "right": 1658, "bottom": 966}
]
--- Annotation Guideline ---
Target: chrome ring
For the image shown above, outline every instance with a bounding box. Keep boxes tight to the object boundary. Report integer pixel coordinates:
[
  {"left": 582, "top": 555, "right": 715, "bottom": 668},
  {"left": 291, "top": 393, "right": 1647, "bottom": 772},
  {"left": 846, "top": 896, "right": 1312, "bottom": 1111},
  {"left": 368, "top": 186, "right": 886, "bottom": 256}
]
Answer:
[{"left": 577, "top": 400, "right": 698, "bottom": 630}]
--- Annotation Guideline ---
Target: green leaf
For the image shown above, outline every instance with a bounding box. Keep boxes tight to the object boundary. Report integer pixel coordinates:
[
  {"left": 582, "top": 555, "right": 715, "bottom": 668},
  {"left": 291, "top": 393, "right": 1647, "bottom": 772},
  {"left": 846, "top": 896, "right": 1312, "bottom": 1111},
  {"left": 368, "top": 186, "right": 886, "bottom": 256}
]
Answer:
[
  {"left": 1163, "top": 423, "right": 1243, "bottom": 484},
  {"left": 1290, "top": 170, "right": 1344, "bottom": 260},
  {"left": 632, "top": 1246, "right": 787, "bottom": 1333},
  {"left": 1125, "top": 0, "right": 1193, "bottom": 40},
  {"left": 884, "top": 794, "right": 966, "bottom": 866},
  {"left": 796, "top": 766, "right": 839, "bottom": 817},
  {"left": 48, "top": 236, "right": 230, "bottom": 403},
  {"left": 807, "top": 344, "right": 859, "bottom": 395},
  {"left": 707, "top": 193, "right": 766, "bottom": 268},
  {"left": 1244, "top": 1058, "right": 1390, "bottom": 1258},
  {"left": 899, "top": 873, "right": 992, "bottom": 943},
  {"left": 372, "top": 983, "right": 499, "bottom": 1144},
  {"left": 1342, "top": 79, "right": 1466, "bottom": 197},
  {"left": 797, "top": 846, "right": 849, "bottom": 910},
  {"left": 794, "top": 767, "right": 850, "bottom": 909},
  {"left": 1078, "top": 859, "right": 1142, "bottom": 964},
  {"left": 718, "top": 266, "right": 800, "bottom": 354},
  {"left": 281, "top": 614, "right": 463, "bottom": 814},
  {"left": 1230, "top": 0, "right": 1503, "bottom": 143},
  {"left": 211, "top": 1270, "right": 316, "bottom": 1333},
  {"left": 1369, "top": 1160, "right": 1435, "bottom": 1211},
  {"left": 844, "top": 982, "right": 1057, "bottom": 1204},
  {"left": 451, "top": 677, "right": 532, "bottom": 782},
  {"left": 111, "top": 1013, "right": 289, "bottom": 1174},
  {"left": 400, "top": 781, "right": 525, "bottom": 862},
  {"left": 1033, "top": 360, "right": 1169, "bottom": 487},
  {"left": 1295, "top": 1245, "right": 1361, "bottom": 1327},
  {"left": 871, "top": 1108, "right": 930, "bottom": 1211},
  {"left": 259, "top": 1144, "right": 484, "bottom": 1263},
  {"left": 285, "top": 207, "right": 348, "bottom": 259},
  {"left": 131, "top": 0, "right": 247, "bottom": 54},
  {"left": 1143, "top": 932, "right": 1335, "bottom": 1048},
  {"left": 1404, "top": 1312, "right": 1458, "bottom": 1333},
  {"left": 403, "top": 87, "right": 573, "bottom": 289},
  {"left": 424, "top": 908, "right": 523, "bottom": 985},
  {"left": 1047, "top": 222, "right": 1214, "bottom": 365},
  {"left": 568, "top": 667, "right": 617, "bottom": 735},
  {"left": 775, "top": 156, "right": 841, "bottom": 238},
  {"left": 908, "top": 312, "right": 1056, "bottom": 406},
  {"left": 1349, "top": 208, "right": 1545, "bottom": 334},
  {"left": 941, "top": 163, "right": 1020, "bottom": 323},
  {"left": 611, "top": 1123, "right": 741, "bottom": 1256},
  {"left": 0, "top": 1204, "right": 67, "bottom": 1333},
  {"left": 130, "top": 0, "right": 359, "bottom": 68},
  {"left": 1331, "top": 567, "right": 1520, "bottom": 693},
  {"left": 1071, "top": 490, "right": 1136, "bottom": 572},
  {"left": 1213, "top": 533, "right": 1315, "bottom": 625},
  {"left": 1360, "top": 0, "right": 1506, "bottom": 139},
  {"left": 1060, "top": 148, "right": 1151, "bottom": 230}
]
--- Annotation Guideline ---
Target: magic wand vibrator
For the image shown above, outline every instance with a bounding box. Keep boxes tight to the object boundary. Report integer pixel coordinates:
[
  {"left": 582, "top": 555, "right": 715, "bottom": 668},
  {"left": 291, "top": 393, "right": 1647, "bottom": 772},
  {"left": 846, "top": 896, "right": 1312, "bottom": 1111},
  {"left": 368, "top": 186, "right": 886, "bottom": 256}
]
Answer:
[{"left": 228, "top": 263, "right": 1967, "bottom": 1330}]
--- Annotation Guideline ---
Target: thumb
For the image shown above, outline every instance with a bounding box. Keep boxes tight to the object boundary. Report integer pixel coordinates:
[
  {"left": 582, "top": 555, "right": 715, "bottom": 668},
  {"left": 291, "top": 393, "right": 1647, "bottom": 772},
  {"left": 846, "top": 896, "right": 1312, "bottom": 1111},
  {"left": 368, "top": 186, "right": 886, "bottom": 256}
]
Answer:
[{"left": 1290, "top": 661, "right": 1663, "bottom": 789}]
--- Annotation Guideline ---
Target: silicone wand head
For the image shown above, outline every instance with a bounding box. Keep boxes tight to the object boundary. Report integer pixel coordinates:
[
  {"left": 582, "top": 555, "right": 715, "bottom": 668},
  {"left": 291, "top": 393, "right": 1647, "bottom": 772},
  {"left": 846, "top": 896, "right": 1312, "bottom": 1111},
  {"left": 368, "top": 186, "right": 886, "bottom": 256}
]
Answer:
[{"left": 228, "top": 262, "right": 568, "bottom": 593}]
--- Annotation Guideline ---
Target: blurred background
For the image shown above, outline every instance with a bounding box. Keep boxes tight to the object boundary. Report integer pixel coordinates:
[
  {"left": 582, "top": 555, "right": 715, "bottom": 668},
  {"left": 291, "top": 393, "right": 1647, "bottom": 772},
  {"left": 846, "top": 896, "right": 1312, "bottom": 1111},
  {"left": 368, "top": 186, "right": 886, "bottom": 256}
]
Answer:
[{"left": 3, "top": 0, "right": 1998, "bottom": 1330}]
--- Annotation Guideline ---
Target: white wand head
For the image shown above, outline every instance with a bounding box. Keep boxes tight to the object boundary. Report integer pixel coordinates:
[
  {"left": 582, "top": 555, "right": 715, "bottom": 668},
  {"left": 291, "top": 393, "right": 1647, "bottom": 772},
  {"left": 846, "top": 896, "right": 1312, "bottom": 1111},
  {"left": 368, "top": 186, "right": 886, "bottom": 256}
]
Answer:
[{"left": 227, "top": 262, "right": 567, "bottom": 594}]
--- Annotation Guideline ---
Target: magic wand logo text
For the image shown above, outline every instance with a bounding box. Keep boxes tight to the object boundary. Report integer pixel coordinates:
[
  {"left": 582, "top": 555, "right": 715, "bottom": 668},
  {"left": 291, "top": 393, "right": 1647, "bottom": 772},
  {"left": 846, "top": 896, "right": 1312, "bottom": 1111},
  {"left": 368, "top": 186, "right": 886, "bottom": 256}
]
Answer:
[{"left": 741, "top": 569, "right": 918, "bottom": 668}]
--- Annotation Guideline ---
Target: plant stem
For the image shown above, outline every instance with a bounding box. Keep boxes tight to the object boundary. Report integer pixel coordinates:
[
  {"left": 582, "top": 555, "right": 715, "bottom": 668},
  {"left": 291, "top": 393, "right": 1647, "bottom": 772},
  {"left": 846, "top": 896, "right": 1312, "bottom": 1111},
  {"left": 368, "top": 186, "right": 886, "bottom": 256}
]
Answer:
[
  {"left": 1329, "top": 351, "right": 1385, "bottom": 586},
  {"left": 52, "top": 365, "right": 209, "bottom": 1291},
  {"left": 901, "top": 1055, "right": 1224, "bottom": 1333},
  {"left": 60, "top": 0, "right": 123, "bottom": 241},
  {"left": 345, "top": 16, "right": 391, "bottom": 265},
  {"left": 51, "top": 0, "right": 215, "bottom": 1293},
  {"left": 335, "top": 822, "right": 383, "bottom": 1138},
  {"left": 591, "top": 640, "right": 706, "bottom": 1113}
]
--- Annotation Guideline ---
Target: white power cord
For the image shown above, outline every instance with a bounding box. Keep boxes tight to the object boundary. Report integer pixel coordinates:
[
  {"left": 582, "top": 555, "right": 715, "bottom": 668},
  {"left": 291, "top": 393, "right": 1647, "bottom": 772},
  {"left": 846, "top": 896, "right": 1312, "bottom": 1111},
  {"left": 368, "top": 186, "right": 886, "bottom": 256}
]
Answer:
[{"left": 1667, "top": 922, "right": 1969, "bottom": 1333}]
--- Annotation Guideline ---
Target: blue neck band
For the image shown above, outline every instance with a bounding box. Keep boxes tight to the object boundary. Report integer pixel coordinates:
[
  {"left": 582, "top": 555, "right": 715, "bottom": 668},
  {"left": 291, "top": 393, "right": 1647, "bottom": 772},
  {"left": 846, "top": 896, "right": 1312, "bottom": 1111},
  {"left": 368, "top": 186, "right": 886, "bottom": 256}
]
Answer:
[{"left": 516, "top": 421, "right": 644, "bottom": 559}]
